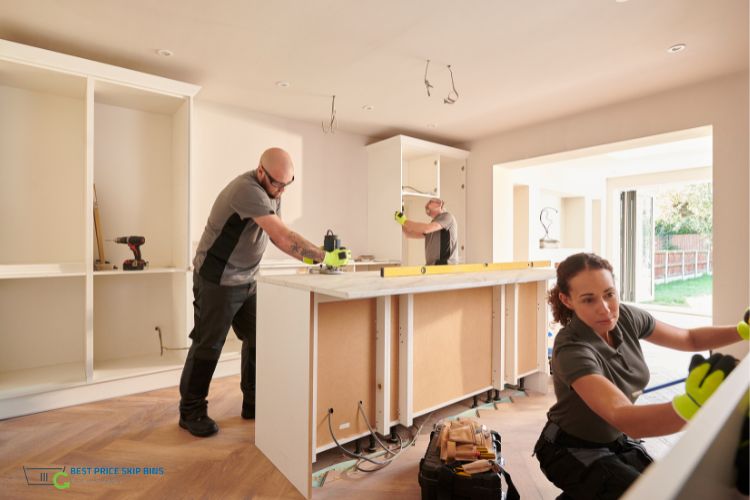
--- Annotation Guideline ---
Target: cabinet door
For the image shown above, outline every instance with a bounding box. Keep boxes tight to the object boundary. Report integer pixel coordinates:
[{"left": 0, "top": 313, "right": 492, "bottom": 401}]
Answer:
[
  {"left": 367, "top": 137, "right": 403, "bottom": 261},
  {"left": 439, "top": 157, "right": 467, "bottom": 263}
]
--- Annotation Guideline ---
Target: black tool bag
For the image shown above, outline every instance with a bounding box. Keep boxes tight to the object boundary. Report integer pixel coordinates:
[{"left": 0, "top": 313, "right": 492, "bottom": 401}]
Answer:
[{"left": 418, "top": 421, "right": 520, "bottom": 500}]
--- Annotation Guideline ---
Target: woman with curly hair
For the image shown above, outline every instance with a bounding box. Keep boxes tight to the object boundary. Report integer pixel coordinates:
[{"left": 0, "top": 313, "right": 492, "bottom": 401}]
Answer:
[{"left": 534, "top": 252, "right": 746, "bottom": 499}]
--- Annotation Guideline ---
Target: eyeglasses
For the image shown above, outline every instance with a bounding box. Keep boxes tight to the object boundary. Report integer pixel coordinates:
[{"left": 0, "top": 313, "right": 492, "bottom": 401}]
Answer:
[{"left": 261, "top": 165, "right": 294, "bottom": 189}]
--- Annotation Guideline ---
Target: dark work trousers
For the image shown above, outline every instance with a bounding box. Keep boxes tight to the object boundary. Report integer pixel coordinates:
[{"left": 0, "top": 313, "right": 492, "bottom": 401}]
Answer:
[
  {"left": 534, "top": 421, "right": 653, "bottom": 500},
  {"left": 179, "top": 272, "right": 257, "bottom": 420}
]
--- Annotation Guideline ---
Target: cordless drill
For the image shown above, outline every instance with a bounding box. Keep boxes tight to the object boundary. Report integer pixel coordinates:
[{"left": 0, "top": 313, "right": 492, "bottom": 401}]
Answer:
[{"left": 112, "top": 236, "right": 148, "bottom": 271}]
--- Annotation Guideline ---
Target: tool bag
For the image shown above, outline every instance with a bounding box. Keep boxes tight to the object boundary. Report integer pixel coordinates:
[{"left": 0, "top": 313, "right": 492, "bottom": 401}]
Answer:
[{"left": 418, "top": 418, "right": 520, "bottom": 500}]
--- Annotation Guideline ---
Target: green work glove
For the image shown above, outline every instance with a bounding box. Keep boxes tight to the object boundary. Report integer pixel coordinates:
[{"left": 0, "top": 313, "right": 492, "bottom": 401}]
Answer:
[
  {"left": 323, "top": 247, "right": 351, "bottom": 268},
  {"left": 394, "top": 211, "right": 407, "bottom": 225},
  {"left": 672, "top": 353, "right": 737, "bottom": 421},
  {"left": 737, "top": 307, "right": 750, "bottom": 340}
]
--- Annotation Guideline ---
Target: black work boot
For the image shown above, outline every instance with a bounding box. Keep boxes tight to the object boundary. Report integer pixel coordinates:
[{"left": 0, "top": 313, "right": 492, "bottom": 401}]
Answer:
[
  {"left": 179, "top": 415, "right": 219, "bottom": 437},
  {"left": 179, "top": 357, "right": 220, "bottom": 437}
]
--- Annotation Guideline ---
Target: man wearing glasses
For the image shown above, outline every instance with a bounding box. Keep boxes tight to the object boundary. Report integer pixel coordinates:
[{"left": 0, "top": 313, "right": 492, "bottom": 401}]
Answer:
[
  {"left": 394, "top": 198, "right": 459, "bottom": 265},
  {"left": 179, "top": 147, "right": 350, "bottom": 437}
]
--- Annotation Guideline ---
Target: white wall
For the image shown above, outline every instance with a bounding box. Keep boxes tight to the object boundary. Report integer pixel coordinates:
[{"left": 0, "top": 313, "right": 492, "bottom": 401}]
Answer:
[
  {"left": 191, "top": 100, "right": 370, "bottom": 260},
  {"left": 468, "top": 72, "right": 749, "bottom": 345}
]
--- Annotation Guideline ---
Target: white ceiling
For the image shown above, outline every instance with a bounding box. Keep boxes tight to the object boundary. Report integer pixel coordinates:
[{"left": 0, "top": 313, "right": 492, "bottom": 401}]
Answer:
[{"left": 0, "top": 0, "right": 747, "bottom": 146}]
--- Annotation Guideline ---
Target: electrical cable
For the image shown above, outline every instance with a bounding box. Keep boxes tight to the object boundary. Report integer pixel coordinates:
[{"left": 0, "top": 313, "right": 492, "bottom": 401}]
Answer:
[
  {"left": 443, "top": 64, "right": 459, "bottom": 104},
  {"left": 322, "top": 95, "right": 337, "bottom": 133},
  {"left": 424, "top": 59, "right": 434, "bottom": 97},
  {"left": 354, "top": 401, "right": 403, "bottom": 471},
  {"left": 325, "top": 403, "right": 434, "bottom": 473},
  {"left": 325, "top": 409, "right": 400, "bottom": 468}
]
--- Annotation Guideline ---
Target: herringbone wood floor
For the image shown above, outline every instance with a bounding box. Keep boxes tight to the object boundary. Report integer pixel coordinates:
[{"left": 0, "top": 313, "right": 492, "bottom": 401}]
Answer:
[
  {"left": 0, "top": 376, "right": 302, "bottom": 499},
  {"left": 0, "top": 372, "right": 678, "bottom": 499}
]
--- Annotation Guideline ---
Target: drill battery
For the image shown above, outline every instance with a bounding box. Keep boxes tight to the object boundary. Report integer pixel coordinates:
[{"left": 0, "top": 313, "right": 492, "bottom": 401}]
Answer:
[{"left": 123, "top": 259, "right": 148, "bottom": 271}]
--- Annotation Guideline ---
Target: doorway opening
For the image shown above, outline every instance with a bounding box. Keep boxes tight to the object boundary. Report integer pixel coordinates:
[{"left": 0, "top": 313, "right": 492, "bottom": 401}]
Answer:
[{"left": 493, "top": 125, "right": 714, "bottom": 456}]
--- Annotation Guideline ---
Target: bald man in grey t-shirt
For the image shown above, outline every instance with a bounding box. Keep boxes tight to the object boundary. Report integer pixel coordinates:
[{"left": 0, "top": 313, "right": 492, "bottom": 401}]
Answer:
[
  {"left": 395, "top": 198, "right": 458, "bottom": 265},
  {"left": 178, "top": 148, "right": 350, "bottom": 438}
]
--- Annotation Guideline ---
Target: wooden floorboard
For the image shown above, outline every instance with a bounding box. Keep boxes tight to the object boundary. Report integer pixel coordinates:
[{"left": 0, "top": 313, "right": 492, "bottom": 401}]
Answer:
[
  {"left": 0, "top": 371, "right": 681, "bottom": 499},
  {"left": 0, "top": 375, "right": 302, "bottom": 499}
]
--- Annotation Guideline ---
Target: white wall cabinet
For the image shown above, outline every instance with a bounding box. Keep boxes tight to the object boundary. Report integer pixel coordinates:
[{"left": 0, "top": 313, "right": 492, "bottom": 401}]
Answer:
[
  {"left": 0, "top": 40, "right": 240, "bottom": 419},
  {"left": 366, "top": 135, "right": 469, "bottom": 266}
]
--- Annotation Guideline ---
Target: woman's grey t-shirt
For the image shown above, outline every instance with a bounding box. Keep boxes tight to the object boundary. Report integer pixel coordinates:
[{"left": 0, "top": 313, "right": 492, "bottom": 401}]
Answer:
[
  {"left": 193, "top": 170, "right": 281, "bottom": 286},
  {"left": 548, "top": 303, "right": 655, "bottom": 443}
]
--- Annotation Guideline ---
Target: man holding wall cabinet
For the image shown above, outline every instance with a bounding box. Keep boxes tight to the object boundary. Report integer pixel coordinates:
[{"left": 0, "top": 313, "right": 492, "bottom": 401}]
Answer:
[
  {"left": 179, "top": 147, "right": 350, "bottom": 437},
  {"left": 394, "top": 198, "right": 459, "bottom": 265}
]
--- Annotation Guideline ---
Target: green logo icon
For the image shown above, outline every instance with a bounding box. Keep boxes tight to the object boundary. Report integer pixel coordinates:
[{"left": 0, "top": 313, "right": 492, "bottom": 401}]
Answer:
[{"left": 53, "top": 471, "right": 70, "bottom": 490}]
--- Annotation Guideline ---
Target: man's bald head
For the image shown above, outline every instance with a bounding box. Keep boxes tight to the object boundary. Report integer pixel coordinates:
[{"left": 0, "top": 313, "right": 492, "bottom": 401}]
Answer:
[{"left": 259, "top": 148, "right": 294, "bottom": 184}]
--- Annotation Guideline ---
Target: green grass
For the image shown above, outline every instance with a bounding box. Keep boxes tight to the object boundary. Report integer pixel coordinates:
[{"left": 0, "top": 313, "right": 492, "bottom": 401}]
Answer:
[{"left": 647, "top": 274, "right": 712, "bottom": 305}]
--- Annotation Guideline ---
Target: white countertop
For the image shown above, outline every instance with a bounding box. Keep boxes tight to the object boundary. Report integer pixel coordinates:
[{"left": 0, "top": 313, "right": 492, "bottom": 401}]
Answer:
[
  {"left": 256, "top": 267, "right": 556, "bottom": 299},
  {"left": 259, "top": 258, "right": 399, "bottom": 269}
]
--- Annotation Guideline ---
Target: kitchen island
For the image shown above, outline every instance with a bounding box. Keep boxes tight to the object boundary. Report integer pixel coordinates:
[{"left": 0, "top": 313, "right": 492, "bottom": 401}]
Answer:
[{"left": 254, "top": 266, "right": 556, "bottom": 498}]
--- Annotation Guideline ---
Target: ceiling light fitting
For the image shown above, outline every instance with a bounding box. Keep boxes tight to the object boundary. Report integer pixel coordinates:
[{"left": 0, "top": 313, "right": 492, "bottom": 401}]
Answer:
[
  {"left": 155, "top": 49, "right": 173, "bottom": 57},
  {"left": 362, "top": 104, "right": 374, "bottom": 111},
  {"left": 275, "top": 80, "right": 290, "bottom": 88},
  {"left": 667, "top": 43, "right": 686, "bottom": 54}
]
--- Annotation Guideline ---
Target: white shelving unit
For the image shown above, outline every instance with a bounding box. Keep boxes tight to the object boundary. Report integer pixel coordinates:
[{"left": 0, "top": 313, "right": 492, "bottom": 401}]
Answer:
[
  {"left": 513, "top": 184, "right": 595, "bottom": 264},
  {"left": 0, "top": 39, "right": 215, "bottom": 419},
  {"left": 366, "top": 135, "right": 469, "bottom": 266}
]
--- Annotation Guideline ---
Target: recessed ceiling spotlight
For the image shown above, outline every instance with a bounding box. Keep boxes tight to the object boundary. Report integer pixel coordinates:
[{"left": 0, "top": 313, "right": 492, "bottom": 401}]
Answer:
[
  {"left": 427, "top": 123, "right": 437, "bottom": 129},
  {"left": 667, "top": 43, "right": 686, "bottom": 54},
  {"left": 615, "top": 0, "right": 629, "bottom": 3},
  {"left": 155, "top": 49, "right": 173, "bottom": 57},
  {"left": 362, "top": 104, "right": 374, "bottom": 111},
  {"left": 275, "top": 81, "right": 290, "bottom": 88}
]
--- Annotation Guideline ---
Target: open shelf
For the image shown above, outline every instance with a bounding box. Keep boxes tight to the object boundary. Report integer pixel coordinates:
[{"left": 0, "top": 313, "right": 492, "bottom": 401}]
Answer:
[
  {"left": 93, "top": 351, "right": 186, "bottom": 382},
  {"left": 0, "top": 263, "right": 86, "bottom": 279},
  {"left": 93, "top": 81, "right": 190, "bottom": 271},
  {"left": 0, "top": 277, "right": 86, "bottom": 396},
  {"left": 93, "top": 272, "right": 189, "bottom": 365},
  {"left": 0, "top": 61, "right": 86, "bottom": 267},
  {"left": 401, "top": 191, "right": 436, "bottom": 199},
  {"left": 93, "top": 267, "right": 186, "bottom": 277},
  {"left": 92, "top": 341, "right": 241, "bottom": 382},
  {"left": 0, "top": 362, "right": 87, "bottom": 399}
]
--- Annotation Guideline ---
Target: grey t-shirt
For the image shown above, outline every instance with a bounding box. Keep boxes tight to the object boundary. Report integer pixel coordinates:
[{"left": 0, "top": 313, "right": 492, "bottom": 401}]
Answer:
[
  {"left": 424, "top": 211, "right": 458, "bottom": 265},
  {"left": 547, "top": 303, "right": 655, "bottom": 443},
  {"left": 193, "top": 170, "right": 281, "bottom": 286}
]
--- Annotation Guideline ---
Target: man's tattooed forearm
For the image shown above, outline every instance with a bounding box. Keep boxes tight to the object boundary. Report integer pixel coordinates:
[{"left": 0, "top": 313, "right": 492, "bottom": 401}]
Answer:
[{"left": 289, "top": 232, "right": 319, "bottom": 260}]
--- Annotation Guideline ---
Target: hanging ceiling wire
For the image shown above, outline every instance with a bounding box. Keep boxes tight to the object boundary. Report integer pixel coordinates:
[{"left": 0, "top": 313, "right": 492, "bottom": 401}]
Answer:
[
  {"left": 443, "top": 64, "right": 459, "bottom": 104},
  {"left": 424, "top": 59, "right": 434, "bottom": 97},
  {"left": 322, "top": 94, "right": 337, "bottom": 133}
]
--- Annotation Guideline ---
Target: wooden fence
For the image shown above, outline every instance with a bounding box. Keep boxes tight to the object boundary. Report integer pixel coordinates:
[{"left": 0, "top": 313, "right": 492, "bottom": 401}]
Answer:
[{"left": 654, "top": 250, "right": 712, "bottom": 283}]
